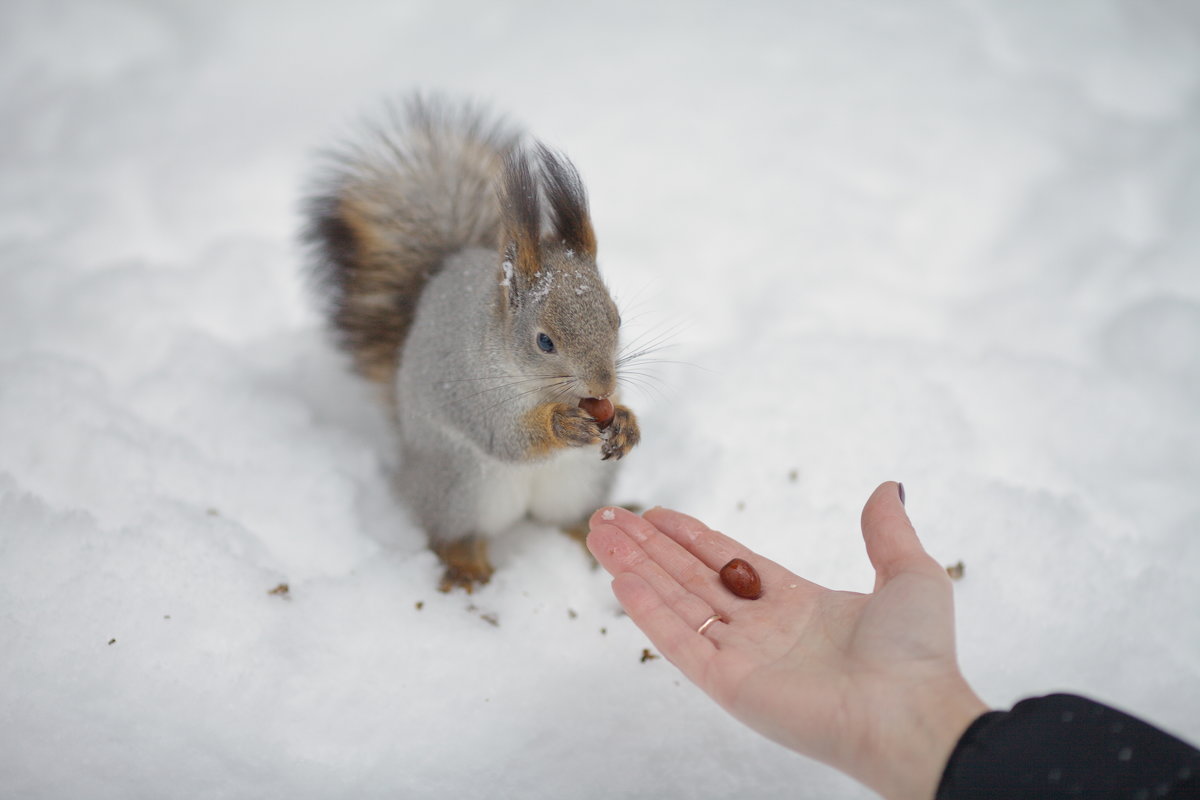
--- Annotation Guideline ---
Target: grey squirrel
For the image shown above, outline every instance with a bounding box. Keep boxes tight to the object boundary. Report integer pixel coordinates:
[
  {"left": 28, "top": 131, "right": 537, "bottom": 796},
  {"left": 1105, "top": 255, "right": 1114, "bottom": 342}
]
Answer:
[{"left": 304, "top": 95, "right": 640, "bottom": 592}]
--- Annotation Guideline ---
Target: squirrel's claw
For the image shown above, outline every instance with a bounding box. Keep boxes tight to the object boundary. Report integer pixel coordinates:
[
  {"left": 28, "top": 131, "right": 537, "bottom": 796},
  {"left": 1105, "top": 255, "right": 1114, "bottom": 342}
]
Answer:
[
  {"left": 600, "top": 405, "right": 640, "bottom": 461},
  {"left": 438, "top": 564, "right": 491, "bottom": 594}
]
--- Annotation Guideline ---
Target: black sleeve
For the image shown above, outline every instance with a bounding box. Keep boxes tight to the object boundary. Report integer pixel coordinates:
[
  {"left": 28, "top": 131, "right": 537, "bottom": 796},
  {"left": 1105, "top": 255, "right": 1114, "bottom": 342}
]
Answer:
[{"left": 936, "top": 693, "right": 1200, "bottom": 799}]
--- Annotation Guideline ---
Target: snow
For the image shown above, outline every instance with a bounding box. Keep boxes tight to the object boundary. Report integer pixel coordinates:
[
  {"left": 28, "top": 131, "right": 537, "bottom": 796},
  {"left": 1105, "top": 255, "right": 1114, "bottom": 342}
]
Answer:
[
  {"left": 529, "top": 268, "right": 555, "bottom": 303},
  {"left": 2, "top": 1, "right": 1199, "bottom": 798}
]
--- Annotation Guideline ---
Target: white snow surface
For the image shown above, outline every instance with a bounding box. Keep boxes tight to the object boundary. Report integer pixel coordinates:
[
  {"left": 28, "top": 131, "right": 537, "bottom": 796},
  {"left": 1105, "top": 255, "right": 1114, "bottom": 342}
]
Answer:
[{"left": 3, "top": 2, "right": 1199, "bottom": 798}]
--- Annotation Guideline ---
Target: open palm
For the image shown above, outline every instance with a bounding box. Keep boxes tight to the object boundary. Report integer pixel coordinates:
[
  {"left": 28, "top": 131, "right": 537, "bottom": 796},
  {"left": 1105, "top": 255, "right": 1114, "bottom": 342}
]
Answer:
[{"left": 587, "top": 483, "right": 986, "bottom": 800}]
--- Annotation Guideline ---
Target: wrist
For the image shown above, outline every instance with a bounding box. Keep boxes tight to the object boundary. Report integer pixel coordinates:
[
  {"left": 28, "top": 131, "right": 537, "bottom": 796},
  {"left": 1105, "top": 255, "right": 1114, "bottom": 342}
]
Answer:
[{"left": 858, "top": 675, "right": 989, "bottom": 800}]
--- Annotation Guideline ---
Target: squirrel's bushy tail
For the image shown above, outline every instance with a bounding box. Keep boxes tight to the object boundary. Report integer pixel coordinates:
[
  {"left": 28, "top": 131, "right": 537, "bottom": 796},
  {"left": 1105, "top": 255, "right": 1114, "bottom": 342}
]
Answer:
[{"left": 304, "top": 95, "right": 521, "bottom": 385}]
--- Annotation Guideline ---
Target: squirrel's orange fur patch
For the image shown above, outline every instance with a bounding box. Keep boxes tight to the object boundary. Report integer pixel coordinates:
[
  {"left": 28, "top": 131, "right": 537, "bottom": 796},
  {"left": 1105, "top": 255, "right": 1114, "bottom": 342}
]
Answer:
[
  {"left": 431, "top": 536, "right": 493, "bottom": 593},
  {"left": 524, "top": 402, "right": 568, "bottom": 458}
]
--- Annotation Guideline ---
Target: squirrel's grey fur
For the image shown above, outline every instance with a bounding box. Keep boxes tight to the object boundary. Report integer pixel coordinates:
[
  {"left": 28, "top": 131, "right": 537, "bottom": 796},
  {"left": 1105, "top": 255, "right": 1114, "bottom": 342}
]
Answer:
[{"left": 303, "top": 95, "right": 639, "bottom": 590}]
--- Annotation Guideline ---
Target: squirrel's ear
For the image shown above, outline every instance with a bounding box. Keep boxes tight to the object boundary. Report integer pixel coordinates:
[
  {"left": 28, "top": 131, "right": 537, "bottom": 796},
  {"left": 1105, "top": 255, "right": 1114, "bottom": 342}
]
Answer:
[
  {"left": 499, "top": 148, "right": 541, "bottom": 279},
  {"left": 537, "top": 143, "right": 597, "bottom": 259}
]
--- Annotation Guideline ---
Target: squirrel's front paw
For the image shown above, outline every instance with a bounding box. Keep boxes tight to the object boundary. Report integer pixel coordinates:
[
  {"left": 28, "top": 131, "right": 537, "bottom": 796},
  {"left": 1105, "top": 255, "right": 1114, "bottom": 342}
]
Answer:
[
  {"left": 551, "top": 404, "right": 603, "bottom": 448},
  {"left": 600, "top": 405, "right": 640, "bottom": 461}
]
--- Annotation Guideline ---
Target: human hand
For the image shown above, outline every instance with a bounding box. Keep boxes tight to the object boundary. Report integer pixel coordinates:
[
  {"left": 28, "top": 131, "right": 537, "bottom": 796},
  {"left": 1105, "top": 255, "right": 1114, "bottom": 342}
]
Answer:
[{"left": 586, "top": 482, "right": 988, "bottom": 800}]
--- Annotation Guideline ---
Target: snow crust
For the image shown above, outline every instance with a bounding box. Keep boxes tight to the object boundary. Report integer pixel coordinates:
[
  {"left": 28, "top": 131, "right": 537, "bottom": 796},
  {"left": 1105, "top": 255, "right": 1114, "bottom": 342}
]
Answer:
[{"left": 2, "top": 2, "right": 1198, "bottom": 798}]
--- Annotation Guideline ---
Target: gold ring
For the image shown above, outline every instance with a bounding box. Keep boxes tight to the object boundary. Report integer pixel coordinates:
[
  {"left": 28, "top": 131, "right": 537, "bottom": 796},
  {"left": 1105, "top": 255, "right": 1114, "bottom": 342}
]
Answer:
[{"left": 696, "top": 613, "right": 722, "bottom": 636}]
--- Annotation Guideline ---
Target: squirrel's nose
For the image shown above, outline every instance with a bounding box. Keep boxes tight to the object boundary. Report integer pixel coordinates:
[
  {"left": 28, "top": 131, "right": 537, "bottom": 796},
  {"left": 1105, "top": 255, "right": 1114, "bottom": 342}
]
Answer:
[{"left": 585, "top": 367, "right": 616, "bottom": 399}]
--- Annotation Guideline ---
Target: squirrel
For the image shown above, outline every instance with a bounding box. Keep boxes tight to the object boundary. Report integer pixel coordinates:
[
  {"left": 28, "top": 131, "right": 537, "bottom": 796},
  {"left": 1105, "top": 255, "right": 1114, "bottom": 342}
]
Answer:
[{"left": 303, "top": 95, "right": 640, "bottom": 592}]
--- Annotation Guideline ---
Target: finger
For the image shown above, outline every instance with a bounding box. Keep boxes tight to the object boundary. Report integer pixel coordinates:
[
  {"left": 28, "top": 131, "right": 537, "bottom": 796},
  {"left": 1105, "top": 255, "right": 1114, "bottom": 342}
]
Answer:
[
  {"left": 642, "top": 506, "right": 814, "bottom": 592},
  {"left": 586, "top": 519, "right": 720, "bottom": 630},
  {"left": 591, "top": 507, "right": 746, "bottom": 611},
  {"left": 860, "top": 481, "right": 944, "bottom": 589},
  {"left": 610, "top": 572, "right": 716, "bottom": 680}
]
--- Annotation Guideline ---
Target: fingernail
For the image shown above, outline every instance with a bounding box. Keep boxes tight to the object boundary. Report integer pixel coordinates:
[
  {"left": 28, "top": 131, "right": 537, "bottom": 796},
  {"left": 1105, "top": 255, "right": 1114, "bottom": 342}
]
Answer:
[{"left": 898, "top": 482, "right": 906, "bottom": 506}]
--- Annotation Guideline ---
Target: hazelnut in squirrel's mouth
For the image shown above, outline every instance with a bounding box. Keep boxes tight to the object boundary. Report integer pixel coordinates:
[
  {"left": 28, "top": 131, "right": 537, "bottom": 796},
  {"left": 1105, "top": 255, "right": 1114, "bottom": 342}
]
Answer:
[{"left": 578, "top": 397, "right": 614, "bottom": 429}]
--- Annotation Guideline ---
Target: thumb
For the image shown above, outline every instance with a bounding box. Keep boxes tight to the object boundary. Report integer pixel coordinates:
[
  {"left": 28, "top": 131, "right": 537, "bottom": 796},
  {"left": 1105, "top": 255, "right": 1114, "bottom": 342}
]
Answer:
[{"left": 861, "top": 482, "right": 941, "bottom": 591}]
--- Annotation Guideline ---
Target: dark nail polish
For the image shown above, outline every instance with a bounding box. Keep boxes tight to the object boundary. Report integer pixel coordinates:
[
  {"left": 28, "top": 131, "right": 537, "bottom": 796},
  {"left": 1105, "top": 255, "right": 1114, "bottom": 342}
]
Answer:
[{"left": 898, "top": 482, "right": 906, "bottom": 506}]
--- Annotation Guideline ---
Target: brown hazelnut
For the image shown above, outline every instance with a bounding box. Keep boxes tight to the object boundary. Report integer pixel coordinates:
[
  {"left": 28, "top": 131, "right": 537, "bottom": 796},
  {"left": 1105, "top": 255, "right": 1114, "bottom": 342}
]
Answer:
[
  {"left": 579, "top": 397, "right": 615, "bottom": 429},
  {"left": 719, "top": 558, "right": 762, "bottom": 599}
]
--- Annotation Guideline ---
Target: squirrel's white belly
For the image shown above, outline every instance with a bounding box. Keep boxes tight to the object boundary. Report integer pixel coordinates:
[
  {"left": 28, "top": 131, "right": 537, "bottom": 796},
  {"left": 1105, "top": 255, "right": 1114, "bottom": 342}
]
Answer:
[{"left": 475, "top": 446, "right": 605, "bottom": 536}]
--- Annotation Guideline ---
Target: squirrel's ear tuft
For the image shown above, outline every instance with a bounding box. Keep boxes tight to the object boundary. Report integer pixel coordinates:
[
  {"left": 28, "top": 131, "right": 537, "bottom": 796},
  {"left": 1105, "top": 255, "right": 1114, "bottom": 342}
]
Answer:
[
  {"left": 537, "top": 143, "right": 597, "bottom": 259},
  {"left": 499, "top": 148, "right": 541, "bottom": 278}
]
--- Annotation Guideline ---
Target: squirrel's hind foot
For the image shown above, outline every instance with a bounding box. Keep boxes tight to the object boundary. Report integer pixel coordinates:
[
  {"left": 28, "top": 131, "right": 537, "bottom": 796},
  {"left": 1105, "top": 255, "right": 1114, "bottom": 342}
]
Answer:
[{"left": 433, "top": 535, "right": 494, "bottom": 593}]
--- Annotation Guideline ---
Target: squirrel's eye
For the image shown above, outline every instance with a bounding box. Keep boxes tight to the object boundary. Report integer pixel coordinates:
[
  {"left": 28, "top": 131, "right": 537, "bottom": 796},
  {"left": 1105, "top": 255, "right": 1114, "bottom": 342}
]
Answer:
[{"left": 537, "top": 332, "right": 555, "bottom": 353}]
